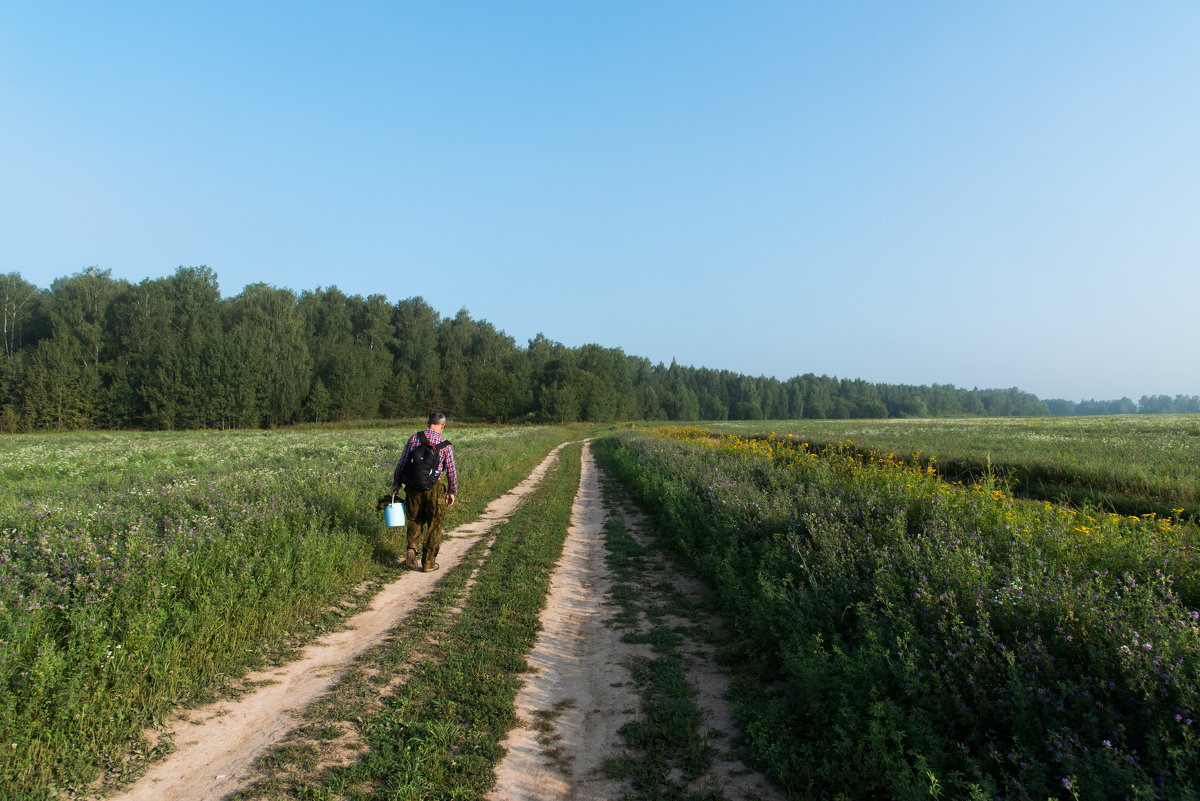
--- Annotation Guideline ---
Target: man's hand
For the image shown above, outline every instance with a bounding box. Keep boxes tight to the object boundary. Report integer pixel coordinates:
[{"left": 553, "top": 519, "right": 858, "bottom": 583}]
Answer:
[{"left": 446, "top": 493, "right": 456, "bottom": 506}]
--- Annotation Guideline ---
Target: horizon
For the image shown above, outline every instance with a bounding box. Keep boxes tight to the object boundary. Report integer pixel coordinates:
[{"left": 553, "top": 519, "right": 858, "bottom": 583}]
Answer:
[
  {"left": 10, "top": 262, "right": 1194, "bottom": 408},
  {"left": 3, "top": 4, "right": 1198, "bottom": 402}
]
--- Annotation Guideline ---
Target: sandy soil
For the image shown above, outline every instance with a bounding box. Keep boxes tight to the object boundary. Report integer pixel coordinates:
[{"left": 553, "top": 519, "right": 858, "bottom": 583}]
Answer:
[
  {"left": 619, "top": 515, "right": 787, "bottom": 801},
  {"left": 108, "top": 443, "right": 570, "bottom": 801},
  {"left": 487, "top": 441, "right": 645, "bottom": 801}
]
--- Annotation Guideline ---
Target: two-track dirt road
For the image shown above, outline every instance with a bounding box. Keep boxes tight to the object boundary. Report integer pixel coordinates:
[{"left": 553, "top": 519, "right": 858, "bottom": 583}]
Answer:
[{"left": 108, "top": 440, "right": 781, "bottom": 801}]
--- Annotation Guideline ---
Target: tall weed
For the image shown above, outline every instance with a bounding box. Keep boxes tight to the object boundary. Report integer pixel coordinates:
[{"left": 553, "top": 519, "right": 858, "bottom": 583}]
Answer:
[{"left": 598, "top": 429, "right": 1200, "bottom": 800}]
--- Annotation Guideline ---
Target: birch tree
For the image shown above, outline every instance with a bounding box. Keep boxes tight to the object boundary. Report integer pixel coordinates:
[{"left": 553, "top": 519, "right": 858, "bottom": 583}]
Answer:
[{"left": 1, "top": 272, "right": 43, "bottom": 360}]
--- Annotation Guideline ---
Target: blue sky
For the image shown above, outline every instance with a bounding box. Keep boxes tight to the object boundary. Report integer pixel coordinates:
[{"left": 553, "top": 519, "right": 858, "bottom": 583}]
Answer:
[{"left": 3, "top": 3, "right": 1197, "bottom": 402}]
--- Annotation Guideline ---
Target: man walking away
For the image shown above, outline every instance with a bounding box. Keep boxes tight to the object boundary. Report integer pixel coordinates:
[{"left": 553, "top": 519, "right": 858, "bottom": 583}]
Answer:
[{"left": 391, "top": 412, "right": 458, "bottom": 572}]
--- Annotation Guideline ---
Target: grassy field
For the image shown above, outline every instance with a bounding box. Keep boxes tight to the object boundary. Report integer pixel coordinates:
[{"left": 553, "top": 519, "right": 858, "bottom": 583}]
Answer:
[
  {"left": 693, "top": 414, "right": 1200, "bottom": 522},
  {"left": 3, "top": 414, "right": 1197, "bottom": 799},
  {"left": 600, "top": 424, "right": 1200, "bottom": 799},
  {"left": 0, "top": 423, "right": 580, "bottom": 800}
]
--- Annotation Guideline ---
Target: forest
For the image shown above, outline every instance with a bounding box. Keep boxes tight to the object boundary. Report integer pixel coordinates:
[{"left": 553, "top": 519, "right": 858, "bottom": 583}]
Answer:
[{"left": 1, "top": 267, "right": 1192, "bottom": 431}]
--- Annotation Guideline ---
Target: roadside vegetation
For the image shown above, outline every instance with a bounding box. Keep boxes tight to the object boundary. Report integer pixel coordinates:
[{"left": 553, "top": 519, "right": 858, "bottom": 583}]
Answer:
[
  {"left": 699, "top": 415, "right": 1200, "bottom": 522},
  {"left": 598, "top": 425, "right": 1199, "bottom": 800},
  {"left": 0, "top": 424, "right": 574, "bottom": 800}
]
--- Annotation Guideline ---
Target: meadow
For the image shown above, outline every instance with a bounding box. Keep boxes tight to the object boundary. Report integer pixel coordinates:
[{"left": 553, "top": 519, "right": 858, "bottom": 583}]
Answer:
[
  {"left": 697, "top": 414, "right": 1200, "bottom": 522},
  {"left": 3, "top": 414, "right": 1198, "bottom": 800},
  {"left": 598, "top": 421, "right": 1200, "bottom": 800},
  {"left": 0, "top": 423, "right": 575, "bottom": 799}
]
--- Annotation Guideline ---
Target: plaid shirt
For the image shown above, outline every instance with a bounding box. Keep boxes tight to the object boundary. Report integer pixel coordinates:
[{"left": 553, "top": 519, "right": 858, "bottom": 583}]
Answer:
[{"left": 393, "top": 429, "right": 457, "bottom": 494}]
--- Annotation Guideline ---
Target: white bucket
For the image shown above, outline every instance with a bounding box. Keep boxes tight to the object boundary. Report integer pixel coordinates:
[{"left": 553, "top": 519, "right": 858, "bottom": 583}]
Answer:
[{"left": 384, "top": 495, "right": 406, "bottom": 527}]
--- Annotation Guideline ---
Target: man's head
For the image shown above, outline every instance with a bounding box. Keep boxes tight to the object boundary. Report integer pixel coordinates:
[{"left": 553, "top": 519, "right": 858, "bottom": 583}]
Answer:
[{"left": 427, "top": 411, "right": 447, "bottom": 431}]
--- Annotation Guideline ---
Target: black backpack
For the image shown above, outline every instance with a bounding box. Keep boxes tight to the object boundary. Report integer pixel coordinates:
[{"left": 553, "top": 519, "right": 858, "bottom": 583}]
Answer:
[{"left": 400, "top": 431, "right": 452, "bottom": 491}]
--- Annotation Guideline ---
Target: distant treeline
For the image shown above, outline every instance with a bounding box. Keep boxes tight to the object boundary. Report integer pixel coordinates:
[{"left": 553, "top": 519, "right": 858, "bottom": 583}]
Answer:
[
  {"left": 1044, "top": 395, "right": 1200, "bottom": 416},
  {"left": 0, "top": 267, "right": 1191, "bottom": 431}
]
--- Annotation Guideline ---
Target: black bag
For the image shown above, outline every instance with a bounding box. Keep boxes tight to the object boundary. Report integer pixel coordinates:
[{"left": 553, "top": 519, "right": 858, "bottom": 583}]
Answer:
[{"left": 400, "top": 431, "right": 452, "bottom": 491}]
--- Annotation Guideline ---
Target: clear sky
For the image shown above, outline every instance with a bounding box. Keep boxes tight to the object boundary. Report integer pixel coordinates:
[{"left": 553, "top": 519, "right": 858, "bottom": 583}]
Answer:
[{"left": 2, "top": 3, "right": 1197, "bottom": 402}]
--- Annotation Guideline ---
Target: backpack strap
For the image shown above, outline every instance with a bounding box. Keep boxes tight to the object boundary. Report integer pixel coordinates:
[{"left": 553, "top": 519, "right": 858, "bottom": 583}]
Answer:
[{"left": 417, "top": 430, "right": 450, "bottom": 453}]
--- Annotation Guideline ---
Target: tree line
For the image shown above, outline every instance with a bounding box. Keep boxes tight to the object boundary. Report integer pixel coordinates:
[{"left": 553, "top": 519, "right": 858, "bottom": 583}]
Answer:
[
  {"left": 0, "top": 267, "right": 1186, "bottom": 432},
  {"left": 1044, "top": 395, "right": 1200, "bottom": 416}
]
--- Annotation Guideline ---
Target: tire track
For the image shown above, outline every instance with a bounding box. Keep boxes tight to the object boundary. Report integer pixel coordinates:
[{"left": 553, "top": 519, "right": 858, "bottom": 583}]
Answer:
[
  {"left": 488, "top": 440, "right": 643, "bottom": 801},
  {"left": 489, "top": 441, "right": 786, "bottom": 801}
]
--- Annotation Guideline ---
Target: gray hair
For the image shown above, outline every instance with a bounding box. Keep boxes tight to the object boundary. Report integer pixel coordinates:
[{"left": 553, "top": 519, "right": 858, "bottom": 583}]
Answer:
[{"left": 427, "top": 411, "right": 447, "bottom": 427}]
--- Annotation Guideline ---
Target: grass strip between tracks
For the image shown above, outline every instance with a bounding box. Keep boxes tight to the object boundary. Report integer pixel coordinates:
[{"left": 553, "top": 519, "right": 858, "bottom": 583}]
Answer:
[{"left": 235, "top": 441, "right": 584, "bottom": 800}]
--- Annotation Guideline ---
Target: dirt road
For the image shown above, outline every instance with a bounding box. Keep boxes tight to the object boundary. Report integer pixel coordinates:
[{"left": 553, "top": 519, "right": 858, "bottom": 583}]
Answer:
[
  {"left": 487, "top": 441, "right": 644, "bottom": 800},
  {"left": 487, "top": 443, "right": 784, "bottom": 801},
  {"left": 107, "top": 440, "right": 781, "bottom": 801}
]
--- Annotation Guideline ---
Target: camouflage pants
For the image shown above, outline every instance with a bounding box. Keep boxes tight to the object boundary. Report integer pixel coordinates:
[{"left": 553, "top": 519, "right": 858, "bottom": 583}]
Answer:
[{"left": 404, "top": 478, "right": 447, "bottom": 569}]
